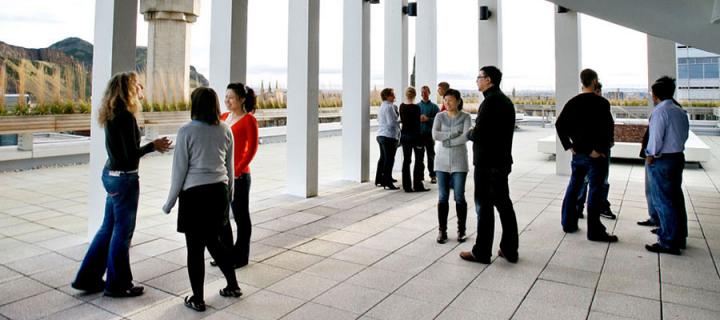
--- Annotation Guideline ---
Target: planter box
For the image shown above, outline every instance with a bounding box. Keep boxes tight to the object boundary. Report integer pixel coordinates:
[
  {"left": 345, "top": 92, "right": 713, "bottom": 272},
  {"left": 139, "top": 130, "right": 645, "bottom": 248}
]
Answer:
[{"left": 0, "top": 114, "right": 91, "bottom": 135}]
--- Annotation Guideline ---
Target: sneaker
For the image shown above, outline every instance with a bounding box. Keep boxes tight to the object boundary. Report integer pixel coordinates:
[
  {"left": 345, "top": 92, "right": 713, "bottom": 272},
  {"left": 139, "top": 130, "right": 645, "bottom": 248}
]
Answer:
[{"left": 599, "top": 209, "right": 617, "bottom": 220}]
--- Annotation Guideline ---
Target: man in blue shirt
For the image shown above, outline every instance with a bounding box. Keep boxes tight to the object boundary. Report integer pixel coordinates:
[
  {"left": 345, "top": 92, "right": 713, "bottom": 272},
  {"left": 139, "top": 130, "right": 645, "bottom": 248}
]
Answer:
[
  {"left": 418, "top": 86, "right": 440, "bottom": 183},
  {"left": 645, "top": 76, "right": 689, "bottom": 255}
]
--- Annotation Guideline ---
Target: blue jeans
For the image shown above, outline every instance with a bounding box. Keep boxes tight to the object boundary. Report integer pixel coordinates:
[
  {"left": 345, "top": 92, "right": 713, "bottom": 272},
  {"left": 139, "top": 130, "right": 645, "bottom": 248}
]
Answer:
[
  {"left": 648, "top": 154, "right": 687, "bottom": 249},
  {"left": 561, "top": 154, "right": 608, "bottom": 237},
  {"left": 644, "top": 164, "right": 659, "bottom": 224},
  {"left": 436, "top": 171, "right": 467, "bottom": 204},
  {"left": 74, "top": 168, "right": 140, "bottom": 292},
  {"left": 577, "top": 153, "right": 611, "bottom": 212}
]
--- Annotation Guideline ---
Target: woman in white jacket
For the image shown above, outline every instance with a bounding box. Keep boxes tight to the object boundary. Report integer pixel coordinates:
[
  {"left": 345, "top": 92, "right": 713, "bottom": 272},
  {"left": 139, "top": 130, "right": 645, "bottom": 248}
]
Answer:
[{"left": 432, "top": 89, "right": 472, "bottom": 244}]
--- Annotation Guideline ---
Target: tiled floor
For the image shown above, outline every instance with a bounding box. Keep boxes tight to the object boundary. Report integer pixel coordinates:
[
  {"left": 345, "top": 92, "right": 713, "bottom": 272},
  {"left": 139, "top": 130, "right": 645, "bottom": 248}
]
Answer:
[{"left": 0, "top": 126, "right": 719, "bottom": 320}]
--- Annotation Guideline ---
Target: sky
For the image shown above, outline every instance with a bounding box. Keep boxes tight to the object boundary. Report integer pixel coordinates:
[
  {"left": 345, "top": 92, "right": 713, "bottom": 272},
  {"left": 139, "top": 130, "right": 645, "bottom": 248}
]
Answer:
[{"left": 0, "top": 0, "right": 650, "bottom": 91}]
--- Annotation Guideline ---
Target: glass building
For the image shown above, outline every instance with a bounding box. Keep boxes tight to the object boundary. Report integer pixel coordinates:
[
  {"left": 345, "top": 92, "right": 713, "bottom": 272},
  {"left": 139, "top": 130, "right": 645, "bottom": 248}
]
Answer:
[{"left": 676, "top": 46, "right": 720, "bottom": 100}]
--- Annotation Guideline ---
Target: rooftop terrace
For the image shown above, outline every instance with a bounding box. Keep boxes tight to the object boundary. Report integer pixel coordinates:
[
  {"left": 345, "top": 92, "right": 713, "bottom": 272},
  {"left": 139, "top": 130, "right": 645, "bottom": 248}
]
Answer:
[{"left": 0, "top": 126, "right": 719, "bottom": 319}]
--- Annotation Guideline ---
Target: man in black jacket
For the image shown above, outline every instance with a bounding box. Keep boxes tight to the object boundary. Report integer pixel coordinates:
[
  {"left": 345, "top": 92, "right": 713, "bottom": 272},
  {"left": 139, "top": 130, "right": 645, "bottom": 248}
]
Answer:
[
  {"left": 555, "top": 69, "right": 618, "bottom": 243},
  {"left": 459, "top": 66, "right": 519, "bottom": 264}
]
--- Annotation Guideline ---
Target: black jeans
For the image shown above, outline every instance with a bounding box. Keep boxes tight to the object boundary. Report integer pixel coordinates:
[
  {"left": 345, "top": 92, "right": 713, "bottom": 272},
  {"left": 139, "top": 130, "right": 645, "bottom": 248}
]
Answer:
[
  {"left": 472, "top": 167, "right": 518, "bottom": 261},
  {"left": 220, "top": 174, "right": 252, "bottom": 266},
  {"left": 181, "top": 183, "right": 239, "bottom": 301},
  {"left": 420, "top": 132, "right": 436, "bottom": 178},
  {"left": 375, "top": 136, "right": 398, "bottom": 186},
  {"left": 401, "top": 135, "right": 425, "bottom": 190}
]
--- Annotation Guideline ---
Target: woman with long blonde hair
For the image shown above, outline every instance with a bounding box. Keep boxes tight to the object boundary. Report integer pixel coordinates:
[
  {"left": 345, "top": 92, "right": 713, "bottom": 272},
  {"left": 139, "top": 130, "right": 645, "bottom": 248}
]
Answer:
[{"left": 72, "top": 71, "right": 171, "bottom": 297}]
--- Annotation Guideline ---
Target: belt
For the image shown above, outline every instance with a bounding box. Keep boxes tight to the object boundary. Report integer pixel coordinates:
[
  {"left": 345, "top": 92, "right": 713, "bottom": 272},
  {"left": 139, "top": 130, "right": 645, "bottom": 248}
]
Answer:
[{"left": 108, "top": 169, "right": 138, "bottom": 177}]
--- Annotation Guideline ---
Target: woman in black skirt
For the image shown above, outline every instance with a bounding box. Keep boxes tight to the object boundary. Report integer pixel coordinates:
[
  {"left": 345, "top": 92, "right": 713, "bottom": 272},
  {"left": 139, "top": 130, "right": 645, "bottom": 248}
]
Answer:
[{"left": 162, "top": 87, "right": 242, "bottom": 311}]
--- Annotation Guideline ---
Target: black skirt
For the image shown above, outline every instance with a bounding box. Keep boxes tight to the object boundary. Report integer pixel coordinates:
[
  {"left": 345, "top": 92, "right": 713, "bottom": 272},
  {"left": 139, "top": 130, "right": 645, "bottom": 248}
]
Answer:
[{"left": 178, "top": 182, "right": 229, "bottom": 233}]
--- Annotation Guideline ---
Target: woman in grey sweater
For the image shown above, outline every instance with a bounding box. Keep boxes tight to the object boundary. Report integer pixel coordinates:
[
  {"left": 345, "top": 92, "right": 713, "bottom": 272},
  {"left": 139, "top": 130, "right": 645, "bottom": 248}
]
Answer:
[
  {"left": 432, "top": 89, "right": 472, "bottom": 244},
  {"left": 162, "top": 87, "right": 242, "bottom": 312}
]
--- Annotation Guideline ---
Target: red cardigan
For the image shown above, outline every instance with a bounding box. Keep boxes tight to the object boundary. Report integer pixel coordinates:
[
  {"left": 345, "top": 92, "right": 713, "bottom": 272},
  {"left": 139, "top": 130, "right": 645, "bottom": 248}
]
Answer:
[{"left": 221, "top": 112, "right": 259, "bottom": 177}]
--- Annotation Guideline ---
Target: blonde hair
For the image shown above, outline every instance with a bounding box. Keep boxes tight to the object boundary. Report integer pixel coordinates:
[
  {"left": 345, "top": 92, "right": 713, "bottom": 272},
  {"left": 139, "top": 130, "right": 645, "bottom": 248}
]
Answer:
[
  {"left": 97, "top": 71, "right": 141, "bottom": 126},
  {"left": 405, "top": 86, "right": 417, "bottom": 99}
]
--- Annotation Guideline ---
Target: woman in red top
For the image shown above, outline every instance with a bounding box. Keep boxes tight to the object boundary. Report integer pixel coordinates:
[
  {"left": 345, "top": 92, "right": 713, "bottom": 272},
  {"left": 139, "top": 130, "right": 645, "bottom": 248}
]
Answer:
[{"left": 217, "top": 83, "right": 258, "bottom": 268}]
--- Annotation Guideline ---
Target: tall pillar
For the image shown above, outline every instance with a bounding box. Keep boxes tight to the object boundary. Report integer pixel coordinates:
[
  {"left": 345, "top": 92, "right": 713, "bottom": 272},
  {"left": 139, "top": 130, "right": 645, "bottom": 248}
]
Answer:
[
  {"left": 210, "top": 0, "right": 248, "bottom": 95},
  {"left": 478, "top": 0, "right": 502, "bottom": 70},
  {"left": 88, "top": 0, "right": 138, "bottom": 238},
  {"left": 140, "top": 0, "right": 200, "bottom": 104},
  {"left": 647, "top": 35, "right": 677, "bottom": 105},
  {"left": 384, "top": 0, "right": 408, "bottom": 99},
  {"left": 416, "top": 0, "right": 437, "bottom": 102},
  {"left": 554, "top": 8, "right": 581, "bottom": 176},
  {"left": 287, "top": 0, "right": 320, "bottom": 197},
  {"left": 342, "top": 0, "right": 371, "bottom": 182}
]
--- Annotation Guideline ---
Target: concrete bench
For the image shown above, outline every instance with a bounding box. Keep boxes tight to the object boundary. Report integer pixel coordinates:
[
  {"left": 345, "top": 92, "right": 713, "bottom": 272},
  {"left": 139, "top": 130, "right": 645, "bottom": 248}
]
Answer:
[{"left": 537, "top": 131, "right": 711, "bottom": 162}]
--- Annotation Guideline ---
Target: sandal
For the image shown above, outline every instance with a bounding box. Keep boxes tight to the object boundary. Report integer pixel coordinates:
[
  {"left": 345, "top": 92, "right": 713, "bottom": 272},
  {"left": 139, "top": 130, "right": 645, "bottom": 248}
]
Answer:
[
  {"left": 219, "top": 286, "right": 243, "bottom": 298},
  {"left": 184, "top": 296, "right": 206, "bottom": 312}
]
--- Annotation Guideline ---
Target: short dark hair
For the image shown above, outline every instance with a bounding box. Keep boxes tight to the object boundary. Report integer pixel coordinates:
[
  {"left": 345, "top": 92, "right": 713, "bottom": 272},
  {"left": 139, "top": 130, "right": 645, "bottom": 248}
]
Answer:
[
  {"left": 190, "top": 87, "right": 220, "bottom": 125},
  {"left": 443, "top": 88, "right": 464, "bottom": 110},
  {"left": 437, "top": 82, "right": 450, "bottom": 91},
  {"left": 580, "top": 69, "right": 598, "bottom": 88},
  {"left": 227, "top": 83, "right": 257, "bottom": 113},
  {"left": 651, "top": 76, "right": 676, "bottom": 101},
  {"left": 480, "top": 66, "right": 502, "bottom": 86},
  {"left": 380, "top": 88, "right": 394, "bottom": 101}
]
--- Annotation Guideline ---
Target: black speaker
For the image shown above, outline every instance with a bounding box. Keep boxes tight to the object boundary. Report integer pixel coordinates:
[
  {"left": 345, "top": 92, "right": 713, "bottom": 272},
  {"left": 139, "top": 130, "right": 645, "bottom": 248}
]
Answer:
[
  {"left": 557, "top": 6, "right": 570, "bottom": 13},
  {"left": 479, "top": 6, "right": 492, "bottom": 20},
  {"left": 403, "top": 2, "right": 417, "bottom": 17}
]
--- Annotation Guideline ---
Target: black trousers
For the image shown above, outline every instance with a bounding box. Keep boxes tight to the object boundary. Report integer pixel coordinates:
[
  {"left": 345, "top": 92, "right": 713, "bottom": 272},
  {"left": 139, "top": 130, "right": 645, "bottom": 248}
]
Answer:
[
  {"left": 180, "top": 183, "right": 239, "bottom": 301},
  {"left": 420, "top": 132, "right": 436, "bottom": 178},
  {"left": 375, "top": 136, "right": 398, "bottom": 186},
  {"left": 401, "top": 137, "right": 425, "bottom": 190},
  {"left": 471, "top": 167, "right": 519, "bottom": 260},
  {"left": 220, "top": 174, "right": 252, "bottom": 266}
]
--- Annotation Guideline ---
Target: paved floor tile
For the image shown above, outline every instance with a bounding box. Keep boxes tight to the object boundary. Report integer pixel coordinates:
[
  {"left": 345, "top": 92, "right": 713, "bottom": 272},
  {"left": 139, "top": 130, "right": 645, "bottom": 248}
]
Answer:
[
  {"left": 0, "top": 290, "right": 82, "bottom": 320},
  {"left": 345, "top": 267, "right": 414, "bottom": 293},
  {"left": 313, "top": 282, "right": 388, "bottom": 314},
  {"left": 591, "top": 290, "right": 660, "bottom": 320},
  {"left": 365, "top": 294, "right": 445, "bottom": 320},
  {"left": 225, "top": 290, "right": 304, "bottom": 320},
  {"left": 0, "top": 277, "right": 52, "bottom": 306},
  {"left": 280, "top": 302, "right": 357, "bottom": 320},
  {"left": 301, "top": 258, "right": 365, "bottom": 282},
  {"left": 266, "top": 272, "right": 337, "bottom": 300},
  {"left": 43, "top": 302, "right": 120, "bottom": 320},
  {"left": 449, "top": 287, "right": 524, "bottom": 319},
  {"left": 263, "top": 250, "right": 324, "bottom": 272}
]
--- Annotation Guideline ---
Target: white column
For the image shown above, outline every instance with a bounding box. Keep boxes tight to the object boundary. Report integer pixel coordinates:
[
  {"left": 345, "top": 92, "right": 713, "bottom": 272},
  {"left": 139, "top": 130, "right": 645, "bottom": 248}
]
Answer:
[
  {"left": 416, "top": 0, "right": 437, "bottom": 102},
  {"left": 647, "top": 35, "right": 677, "bottom": 104},
  {"left": 342, "top": 0, "right": 371, "bottom": 182},
  {"left": 384, "top": 0, "right": 408, "bottom": 99},
  {"left": 210, "top": 0, "right": 248, "bottom": 95},
  {"left": 88, "top": 0, "right": 138, "bottom": 238},
  {"left": 554, "top": 8, "right": 581, "bottom": 176},
  {"left": 478, "top": 0, "right": 502, "bottom": 69},
  {"left": 287, "top": 0, "right": 320, "bottom": 197}
]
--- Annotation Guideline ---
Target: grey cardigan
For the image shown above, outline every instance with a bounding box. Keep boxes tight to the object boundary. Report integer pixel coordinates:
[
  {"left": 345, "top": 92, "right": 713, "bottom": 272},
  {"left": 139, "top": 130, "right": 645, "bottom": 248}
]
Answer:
[
  {"left": 162, "top": 120, "right": 234, "bottom": 213},
  {"left": 432, "top": 111, "right": 472, "bottom": 173}
]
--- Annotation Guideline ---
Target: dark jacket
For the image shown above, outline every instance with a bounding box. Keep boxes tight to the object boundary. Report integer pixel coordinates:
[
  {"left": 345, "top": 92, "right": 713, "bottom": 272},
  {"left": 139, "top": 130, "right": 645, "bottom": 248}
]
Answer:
[
  {"left": 468, "top": 86, "right": 515, "bottom": 169},
  {"left": 104, "top": 106, "right": 154, "bottom": 171},
  {"left": 400, "top": 103, "right": 421, "bottom": 146},
  {"left": 555, "top": 92, "right": 614, "bottom": 156}
]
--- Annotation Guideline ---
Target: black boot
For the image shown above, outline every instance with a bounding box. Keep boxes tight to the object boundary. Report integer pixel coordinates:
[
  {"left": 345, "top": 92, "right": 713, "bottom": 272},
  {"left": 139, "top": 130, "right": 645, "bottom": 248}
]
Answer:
[
  {"left": 437, "top": 203, "right": 449, "bottom": 244},
  {"left": 456, "top": 202, "right": 467, "bottom": 242}
]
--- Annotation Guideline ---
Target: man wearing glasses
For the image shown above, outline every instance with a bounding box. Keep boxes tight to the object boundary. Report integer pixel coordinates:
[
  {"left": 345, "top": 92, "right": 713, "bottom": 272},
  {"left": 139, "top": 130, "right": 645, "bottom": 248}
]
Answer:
[{"left": 459, "top": 66, "right": 519, "bottom": 264}]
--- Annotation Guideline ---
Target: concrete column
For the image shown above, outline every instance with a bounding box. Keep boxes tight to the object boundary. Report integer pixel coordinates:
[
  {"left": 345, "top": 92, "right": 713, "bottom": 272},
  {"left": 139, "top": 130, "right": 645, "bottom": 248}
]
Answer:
[
  {"left": 88, "top": 0, "right": 138, "bottom": 237},
  {"left": 384, "top": 0, "right": 408, "bottom": 99},
  {"left": 342, "top": 0, "right": 371, "bottom": 182},
  {"left": 209, "top": 0, "right": 248, "bottom": 95},
  {"left": 478, "top": 0, "right": 502, "bottom": 69},
  {"left": 647, "top": 35, "right": 677, "bottom": 105},
  {"left": 140, "top": 0, "right": 200, "bottom": 104},
  {"left": 287, "top": 0, "right": 320, "bottom": 197},
  {"left": 554, "top": 8, "right": 581, "bottom": 176},
  {"left": 416, "top": 0, "right": 438, "bottom": 102}
]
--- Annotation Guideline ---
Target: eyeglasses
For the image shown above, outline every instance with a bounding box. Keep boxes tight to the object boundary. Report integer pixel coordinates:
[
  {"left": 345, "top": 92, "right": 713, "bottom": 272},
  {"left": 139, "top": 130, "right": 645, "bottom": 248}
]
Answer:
[{"left": 477, "top": 75, "right": 488, "bottom": 80}]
